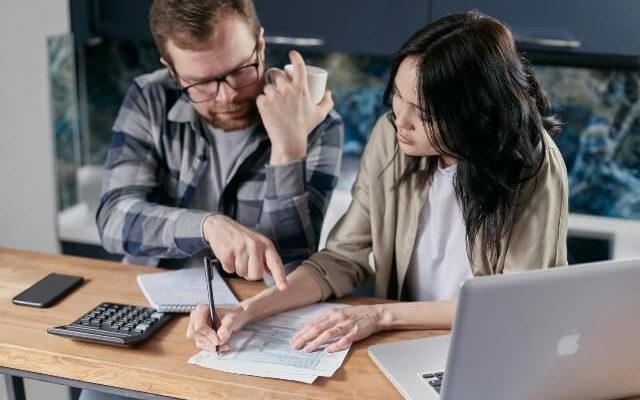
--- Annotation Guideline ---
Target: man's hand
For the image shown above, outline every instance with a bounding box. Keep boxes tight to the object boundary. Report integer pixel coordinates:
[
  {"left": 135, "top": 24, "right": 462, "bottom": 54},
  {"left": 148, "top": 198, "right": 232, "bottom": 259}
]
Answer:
[
  {"left": 202, "top": 214, "right": 288, "bottom": 290},
  {"left": 257, "top": 50, "right": 334, "bottom": 165}
]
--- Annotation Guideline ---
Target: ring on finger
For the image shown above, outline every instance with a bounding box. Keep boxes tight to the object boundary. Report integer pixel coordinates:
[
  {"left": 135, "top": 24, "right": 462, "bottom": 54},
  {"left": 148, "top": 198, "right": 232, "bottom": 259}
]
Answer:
[{"left": 335, "top": 326, "right": 342, "bottom": 339}]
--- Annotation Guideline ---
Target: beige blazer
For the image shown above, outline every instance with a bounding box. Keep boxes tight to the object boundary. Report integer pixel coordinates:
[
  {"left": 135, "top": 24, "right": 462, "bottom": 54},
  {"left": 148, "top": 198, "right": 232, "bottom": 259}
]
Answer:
[{"left": 300, "top": 114, "right": 569, "bottom": 300}]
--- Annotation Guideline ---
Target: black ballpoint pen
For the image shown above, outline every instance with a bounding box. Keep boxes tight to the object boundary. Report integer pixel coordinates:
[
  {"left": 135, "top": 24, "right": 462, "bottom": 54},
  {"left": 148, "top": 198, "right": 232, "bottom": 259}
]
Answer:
[{"left": 203, "top": 256, "right": 219, "bottom": 355}]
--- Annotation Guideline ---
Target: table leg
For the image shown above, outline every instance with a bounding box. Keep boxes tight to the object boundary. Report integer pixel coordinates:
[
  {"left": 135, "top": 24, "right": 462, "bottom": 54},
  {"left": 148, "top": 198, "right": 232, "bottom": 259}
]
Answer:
[
  {"left": 3, "top": 374, "right": 26, "bottom": 400},
  {"left": 70, "top": 387, "right": 81, "bottom": 400}
]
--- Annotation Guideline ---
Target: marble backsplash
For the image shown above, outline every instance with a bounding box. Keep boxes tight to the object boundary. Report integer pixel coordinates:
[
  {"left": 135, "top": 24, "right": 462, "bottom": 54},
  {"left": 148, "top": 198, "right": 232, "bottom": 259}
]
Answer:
[
  {"left": 536, "top": 66, "right": 640, "bottom": 219},
  {"left": 48, "top": 35, "right": 80, "bottom": 211},
  {"left": 50, "top": 37, "right": 640, "bottom": 223}
]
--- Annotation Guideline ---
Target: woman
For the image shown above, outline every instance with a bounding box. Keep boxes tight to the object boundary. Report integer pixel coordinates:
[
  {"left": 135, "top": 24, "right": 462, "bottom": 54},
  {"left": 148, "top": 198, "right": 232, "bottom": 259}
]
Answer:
[{"left": 187, "top": 11, "right": 568, "bottom": 354}]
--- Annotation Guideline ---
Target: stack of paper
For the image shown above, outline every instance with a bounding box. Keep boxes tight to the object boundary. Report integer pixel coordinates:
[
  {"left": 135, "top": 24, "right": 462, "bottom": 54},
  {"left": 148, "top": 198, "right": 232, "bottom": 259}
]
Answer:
[{"left": 188, "top": 303, "right": 351, "bottom": 383}]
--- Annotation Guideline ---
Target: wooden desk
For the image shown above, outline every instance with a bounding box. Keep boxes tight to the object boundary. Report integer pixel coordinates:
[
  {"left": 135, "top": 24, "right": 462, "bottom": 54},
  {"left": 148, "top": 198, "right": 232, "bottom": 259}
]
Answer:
[{"left": 0, "top": 248, "right": 443, "bottom": 400}]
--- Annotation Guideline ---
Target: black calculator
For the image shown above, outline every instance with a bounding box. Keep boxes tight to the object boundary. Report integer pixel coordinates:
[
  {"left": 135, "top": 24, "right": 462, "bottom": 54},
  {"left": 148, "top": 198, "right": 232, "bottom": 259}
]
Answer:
[{"left": 47, "top": 302, "right": 173, "bottom": 347}]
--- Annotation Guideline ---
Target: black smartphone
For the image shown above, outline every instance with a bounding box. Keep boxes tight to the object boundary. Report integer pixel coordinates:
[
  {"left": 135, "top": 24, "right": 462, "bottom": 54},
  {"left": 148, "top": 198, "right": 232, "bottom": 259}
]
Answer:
[{"left": 12, "top": 273, "right": 84, "bottom": 308}]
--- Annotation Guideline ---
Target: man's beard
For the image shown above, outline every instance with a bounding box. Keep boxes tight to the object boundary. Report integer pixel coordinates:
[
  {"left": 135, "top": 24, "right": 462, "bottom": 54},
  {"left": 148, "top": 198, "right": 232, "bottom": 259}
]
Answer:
[{"left": 199, "top": 100, "right": 260, "bottom": 131}]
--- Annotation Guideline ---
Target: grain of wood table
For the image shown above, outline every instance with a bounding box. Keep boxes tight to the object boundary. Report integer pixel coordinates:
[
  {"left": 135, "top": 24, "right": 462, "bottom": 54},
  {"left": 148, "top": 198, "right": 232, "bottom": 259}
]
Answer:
[{"left": 0, "top": 248, "right": 447, "bottom": 400}]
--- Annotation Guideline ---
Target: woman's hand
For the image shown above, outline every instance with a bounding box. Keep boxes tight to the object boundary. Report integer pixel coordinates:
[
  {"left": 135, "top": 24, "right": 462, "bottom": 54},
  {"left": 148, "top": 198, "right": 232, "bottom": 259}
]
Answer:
[
  {"left": 290, "top": 305, "right": 384, "bottom": 353},
  {"left": 186, "top": 303, "right": 253, "bottom": 352}
]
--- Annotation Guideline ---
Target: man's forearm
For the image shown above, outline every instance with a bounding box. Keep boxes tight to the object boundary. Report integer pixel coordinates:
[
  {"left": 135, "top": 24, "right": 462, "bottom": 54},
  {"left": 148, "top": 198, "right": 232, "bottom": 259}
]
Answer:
[
  {"left": 261, "top": 158, "right": 318, "bottom": 266},
  {"left": 261, "top": 114, "right": 343, "bottom": 267},
  {"left": 98, "top": 194, "right": 210, "bottom": 257},
  {"left": 270, "top": 144, "right": 306, "bottom": 165}
]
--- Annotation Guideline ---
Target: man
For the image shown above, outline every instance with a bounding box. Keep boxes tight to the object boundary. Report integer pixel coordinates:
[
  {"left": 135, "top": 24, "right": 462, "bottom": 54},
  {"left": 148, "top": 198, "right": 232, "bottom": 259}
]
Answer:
[{"left": 96, "top": 0, "right": 344, "bottom": 290}]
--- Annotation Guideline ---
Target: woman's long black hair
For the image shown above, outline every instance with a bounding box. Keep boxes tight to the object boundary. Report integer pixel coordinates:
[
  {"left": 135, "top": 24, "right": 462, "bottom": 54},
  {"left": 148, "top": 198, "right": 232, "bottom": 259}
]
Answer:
[{"left": 385, "top": 11, "right": 560, "bottom": 262}]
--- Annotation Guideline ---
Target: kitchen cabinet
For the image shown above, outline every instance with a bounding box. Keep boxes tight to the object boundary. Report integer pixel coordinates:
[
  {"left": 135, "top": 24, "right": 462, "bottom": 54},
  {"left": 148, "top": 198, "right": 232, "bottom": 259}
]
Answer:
[
  {"left": 254, "top": 0, "right": 430, "bottom": 55},
  {"left": 71, "top": 0, "right": 154, "bottom": 44},
  {"left": 71, "top": 0, "right": 430, "bottom": 56},
  {"left": 71, "top": 0, "right": 640, "bottom": 57},
  {"left": 431, "top": 0, "right": 640, "bottom": 56}
]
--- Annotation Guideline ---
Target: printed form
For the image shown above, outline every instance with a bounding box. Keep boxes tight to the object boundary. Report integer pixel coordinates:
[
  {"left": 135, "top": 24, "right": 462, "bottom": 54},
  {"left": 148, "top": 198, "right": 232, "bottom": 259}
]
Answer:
[{"left": 188, "top": 303, "right": 351, "bottom": 383}]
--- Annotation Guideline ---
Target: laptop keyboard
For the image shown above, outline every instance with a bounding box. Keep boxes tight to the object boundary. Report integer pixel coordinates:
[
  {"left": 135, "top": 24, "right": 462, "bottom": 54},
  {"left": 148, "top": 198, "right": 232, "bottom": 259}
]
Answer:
[{"left": 421, "top": 371, "right": 445, "bottom": 394}]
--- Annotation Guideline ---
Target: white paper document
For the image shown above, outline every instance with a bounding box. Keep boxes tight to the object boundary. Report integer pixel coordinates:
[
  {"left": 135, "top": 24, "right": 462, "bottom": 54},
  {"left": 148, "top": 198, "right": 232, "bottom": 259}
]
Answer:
[
  {"left": 188, "top": 303, "right": 350, "bottom": 383},
  {"left": 137, "top": 267, "right": 239, "bottom": 312}
]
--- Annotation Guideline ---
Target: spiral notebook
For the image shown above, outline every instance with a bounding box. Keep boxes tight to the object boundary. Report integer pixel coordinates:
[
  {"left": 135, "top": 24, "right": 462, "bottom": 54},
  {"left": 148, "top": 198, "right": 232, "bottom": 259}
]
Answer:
[{"left": 136, "top": 267, "right": 239, "bottom": 312}]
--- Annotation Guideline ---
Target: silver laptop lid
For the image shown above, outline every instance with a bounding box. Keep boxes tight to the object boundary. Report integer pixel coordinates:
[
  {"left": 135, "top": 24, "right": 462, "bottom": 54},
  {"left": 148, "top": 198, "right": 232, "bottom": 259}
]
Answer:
[{"left": 441, "top": 259, "right": 640, "bottom": 400}]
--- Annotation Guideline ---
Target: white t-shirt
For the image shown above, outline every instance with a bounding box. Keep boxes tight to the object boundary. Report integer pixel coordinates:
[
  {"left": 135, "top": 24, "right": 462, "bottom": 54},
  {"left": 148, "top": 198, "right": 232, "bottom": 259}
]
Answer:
[
  {"left": 172, "top": 122, "right": 258, "bottom": 269},
  {"left": 406, "top": 163, "right": 473, "bottom": 302},
  {"left": 189, "top": 122, "right": 258, "bottom": 213}
]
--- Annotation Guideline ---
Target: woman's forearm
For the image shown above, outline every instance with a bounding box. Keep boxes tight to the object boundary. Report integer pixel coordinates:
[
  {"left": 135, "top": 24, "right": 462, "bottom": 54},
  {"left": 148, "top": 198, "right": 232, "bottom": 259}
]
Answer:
[
  {"left": 242, "top": 266, "right": 324, "bottom": 323},
  {"left": 240, "top": 268, "right": 456, "bottom": 333},
  {"left": 376, "top": 299, "right": 457, "bottom": 331}
]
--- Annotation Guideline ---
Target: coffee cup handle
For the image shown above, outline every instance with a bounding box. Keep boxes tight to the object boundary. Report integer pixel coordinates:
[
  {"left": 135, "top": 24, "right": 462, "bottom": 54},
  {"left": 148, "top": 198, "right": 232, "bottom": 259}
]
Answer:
[{"left": 265, "top": 67, "right": 287, "bottom": 86}]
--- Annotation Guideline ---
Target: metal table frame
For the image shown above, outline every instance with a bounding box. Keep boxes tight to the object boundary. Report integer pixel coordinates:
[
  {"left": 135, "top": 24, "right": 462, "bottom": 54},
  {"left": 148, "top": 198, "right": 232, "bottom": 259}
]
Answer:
[{"left": 1, "top": 367, "right": 178, "bottom": 400}]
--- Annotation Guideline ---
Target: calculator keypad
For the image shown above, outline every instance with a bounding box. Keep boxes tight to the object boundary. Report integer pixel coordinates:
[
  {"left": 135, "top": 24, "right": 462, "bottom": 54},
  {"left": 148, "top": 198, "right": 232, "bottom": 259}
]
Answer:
[
  {"left": 73, "top": 303, "right": 162, "bottom": 334},
  {"left": 48, "top": 302, "right": 172, "bottom": 347}
]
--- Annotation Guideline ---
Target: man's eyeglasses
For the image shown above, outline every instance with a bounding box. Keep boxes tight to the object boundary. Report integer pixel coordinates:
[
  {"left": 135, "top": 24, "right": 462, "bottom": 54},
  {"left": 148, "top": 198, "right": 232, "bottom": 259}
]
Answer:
[{"left": 176, "top": 44, "right": 261, "bottom": 103}]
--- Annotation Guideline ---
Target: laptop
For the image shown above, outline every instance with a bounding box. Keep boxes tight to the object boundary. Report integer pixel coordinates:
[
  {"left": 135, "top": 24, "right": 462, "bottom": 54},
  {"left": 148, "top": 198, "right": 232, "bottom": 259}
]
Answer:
[{"left": 369, "top": 259, "right": 640, "bottom": 400}]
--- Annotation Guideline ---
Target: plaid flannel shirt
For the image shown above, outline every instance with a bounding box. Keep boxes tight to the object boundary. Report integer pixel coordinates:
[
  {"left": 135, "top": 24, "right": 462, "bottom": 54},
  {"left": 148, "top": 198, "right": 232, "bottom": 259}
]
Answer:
[{"left": 96, "top": 69, "right": 344, "bottom": 267}]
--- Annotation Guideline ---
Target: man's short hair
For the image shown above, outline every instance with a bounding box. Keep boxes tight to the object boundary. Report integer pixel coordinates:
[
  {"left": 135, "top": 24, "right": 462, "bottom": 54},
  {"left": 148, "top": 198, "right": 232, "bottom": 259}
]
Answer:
[{"left": 149, "top": 0, "right": 261, "bottom": 60}]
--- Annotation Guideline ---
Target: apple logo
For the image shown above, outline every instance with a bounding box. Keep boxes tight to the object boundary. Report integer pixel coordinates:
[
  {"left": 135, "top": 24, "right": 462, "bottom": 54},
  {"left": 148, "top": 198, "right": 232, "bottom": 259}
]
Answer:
[{"left": 557, "top": 333, "right": 581, "bottom": 356}]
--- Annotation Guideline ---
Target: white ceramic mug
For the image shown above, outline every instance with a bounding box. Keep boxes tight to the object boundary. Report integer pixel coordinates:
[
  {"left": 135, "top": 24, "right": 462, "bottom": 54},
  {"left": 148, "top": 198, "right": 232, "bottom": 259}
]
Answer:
[{"left": 266, "top": 64, "right": 328, "bottom": 104}]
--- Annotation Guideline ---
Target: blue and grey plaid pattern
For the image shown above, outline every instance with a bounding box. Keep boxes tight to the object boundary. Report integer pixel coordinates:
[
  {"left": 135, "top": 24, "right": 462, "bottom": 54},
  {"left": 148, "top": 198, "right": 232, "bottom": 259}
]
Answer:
[{"left": 96, "top": 69, "right": 344, "bottom": 267}]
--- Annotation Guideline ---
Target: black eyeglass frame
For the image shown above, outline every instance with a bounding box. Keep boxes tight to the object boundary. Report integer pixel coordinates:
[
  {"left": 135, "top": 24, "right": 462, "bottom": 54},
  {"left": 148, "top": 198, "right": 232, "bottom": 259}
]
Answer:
[{"left": 174, "top": 41, "right": 262, "bottom": 104}]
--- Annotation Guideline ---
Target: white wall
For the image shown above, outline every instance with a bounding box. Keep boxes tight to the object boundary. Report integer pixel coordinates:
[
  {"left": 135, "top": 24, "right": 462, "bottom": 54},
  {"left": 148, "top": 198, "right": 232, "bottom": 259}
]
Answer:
[
  {"left": 0, "top": 1, "right": 70, "bottom": 397},
  {"left": 0, "top": 0, "right": 69, "bottom": 253}
]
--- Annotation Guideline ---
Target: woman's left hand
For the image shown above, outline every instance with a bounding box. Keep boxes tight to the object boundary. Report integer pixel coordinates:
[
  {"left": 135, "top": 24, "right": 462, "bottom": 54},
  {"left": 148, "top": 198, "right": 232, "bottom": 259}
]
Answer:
[{"left": 290, "top": 305, "right": 383, "bottom": 353}]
